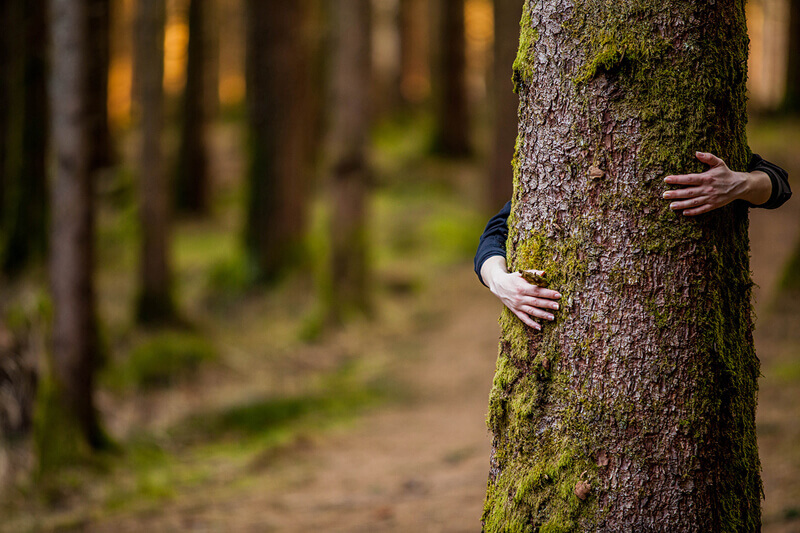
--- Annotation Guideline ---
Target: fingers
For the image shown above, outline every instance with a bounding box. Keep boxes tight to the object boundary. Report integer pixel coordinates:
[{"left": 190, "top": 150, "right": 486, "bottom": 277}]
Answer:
[
  {"left": 681, "top": 203, "right": 715, "bottom": 216},
  {"left": 695, "top": 151, "right": 724, "bottom": 167},
  {"left": 512, "top": 309, "right": 541, "bottom": 330},
  {"left": 664, "top": 173, "right": 705, "bottom": 186},
  {"left": 521, "top": 284, "right": 562, "bottom": 300},
  {"left": 520, "top": 305, "right": 555, "bottom": 322},
  {"left": 668, "top": 195, "right": 710, "bottom": 211},
  {"left": 662, "top": 186, "right": 704, "bottom": 200}
]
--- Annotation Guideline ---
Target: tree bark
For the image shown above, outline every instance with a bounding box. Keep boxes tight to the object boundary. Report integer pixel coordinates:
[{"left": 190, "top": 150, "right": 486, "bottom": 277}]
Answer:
[
  {"left": 487, "top": 0, "right": 522, "bottom": 213},
  {"left": 174, "top": 0, "right": 209, "bottom": 214},
  {"left": 1, "top": 0, "right": 49, "bottom": 276},
  {"left": 48, "top": 0, "right": 103, "bottom": 451},
  {"left": 484, "top": 1, "right": 759, "bottom": 531},
  {"left": 327, "top": 0, "right": 372, "bottom": 323},
  {"left": 784, "top": 0, "right": 800, "bottom": 112},
  {"left": 135, "top": 0, "right": 175, "bottom": 322},
  {"left": 244, "top": 0, "right": 311, "bottom": 282},
  {"left": 433, "top": 0, "right": 470, "bottom": 156}
]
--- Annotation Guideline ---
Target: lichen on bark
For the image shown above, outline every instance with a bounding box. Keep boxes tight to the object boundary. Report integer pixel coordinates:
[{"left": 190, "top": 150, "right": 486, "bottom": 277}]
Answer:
[{"left": 484, "top": 1, "right": 760, "bottom": 531}]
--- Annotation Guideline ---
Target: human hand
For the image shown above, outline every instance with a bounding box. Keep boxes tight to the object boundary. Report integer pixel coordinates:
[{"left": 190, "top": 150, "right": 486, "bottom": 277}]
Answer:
[
  {"left": 662, "top": 152, "right": 755, "bottom": 216},
  {"left": 481, "top": 257, "right": 561, "bottom": 330}
]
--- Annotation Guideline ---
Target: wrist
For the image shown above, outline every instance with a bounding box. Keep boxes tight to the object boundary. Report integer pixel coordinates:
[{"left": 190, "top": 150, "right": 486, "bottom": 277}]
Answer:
[
  {"left": 738, "top": 170, "right": 772, "bottom": 206},
  {"left": 481, "top": 256, "right": 508, "bottom": 293}
]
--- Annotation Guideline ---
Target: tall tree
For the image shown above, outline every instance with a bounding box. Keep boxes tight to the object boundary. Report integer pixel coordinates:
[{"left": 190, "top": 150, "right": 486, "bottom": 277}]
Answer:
[
  {"left": 244, "top": 0, "right": 311, "bottom": 282},
  {"left": 483, "top": 1, "right": 759, "bottom": 530},
  {"left": 784, "top": 0, "right": 800, "bottom": 112},
  {"left": 47, "top": 0, "right": 104, "bottom": 454},
  {"left": 327, "top": 0, "right": 372, "bottom": 322},
  {"left": 134, "top": 0, "right": 175, "bottom": 322},
  {"left": 1, "top": 0, "right": 49, "bottom": 276},
  {"left": 204, "top": 0, "right": 219, "bottom": 122},
  {"left": 432, "top": 0, "right": 470, "bottom": 156},
  {"left": 399, "top": 0, "right": 430, "bottom": 105},
  {"left": 487, "top": 0, "right": 522, "bottom": 212},
  {"left": 86, "top": 0, "right": 113, "bottom": 171},
  {"left": 174, "top": 0, "right": 210, "bottom": 214}
]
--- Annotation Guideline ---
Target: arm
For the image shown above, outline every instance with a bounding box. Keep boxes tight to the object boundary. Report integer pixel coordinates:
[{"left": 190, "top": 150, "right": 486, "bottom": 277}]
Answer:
[
  {"left": 662, "top": 152, "right": 791, "bottom": 215},
  {"left": 474, "top": 202, "right": 561, "bottom": 330}
]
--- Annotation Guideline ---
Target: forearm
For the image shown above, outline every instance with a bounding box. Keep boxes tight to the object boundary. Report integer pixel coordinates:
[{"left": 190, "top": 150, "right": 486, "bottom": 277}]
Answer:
[
  {"left": 480, "top": 256, "right": 509, "bottom": 295},
  {"left": 737, "top": 170, "right": 772, "bottom": 206}
]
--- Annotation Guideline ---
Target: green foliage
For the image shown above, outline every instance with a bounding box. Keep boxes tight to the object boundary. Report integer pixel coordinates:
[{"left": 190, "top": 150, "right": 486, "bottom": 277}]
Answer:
[
  {"left": 779, "top": 239, "right": 800, "bottom": 291},
  {"left": 104, "top": 331, "right": 217, "bottom": 391},
  {"left": 169, "top": 363, "right": 389, "bottom": 446}
]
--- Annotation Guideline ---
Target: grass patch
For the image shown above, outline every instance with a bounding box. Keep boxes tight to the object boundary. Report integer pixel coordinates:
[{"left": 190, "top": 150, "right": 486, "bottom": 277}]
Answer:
[
  {"left": 103, "top": 331, "right": 218, "bottom": 391},
  {"left": 169, "top": 363, "right": 392, "bottom": 446}
]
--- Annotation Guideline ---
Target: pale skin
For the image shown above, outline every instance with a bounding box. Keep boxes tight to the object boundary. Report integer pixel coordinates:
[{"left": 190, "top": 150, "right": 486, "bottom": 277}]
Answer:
[{"left": 483, "top": 151, "right": 772, "bottom": 329}]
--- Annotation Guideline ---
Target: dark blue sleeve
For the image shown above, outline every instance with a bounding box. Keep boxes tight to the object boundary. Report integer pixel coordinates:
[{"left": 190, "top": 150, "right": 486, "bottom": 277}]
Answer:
[
  {"left": 747, "top": 154, "right": 792, "bottom": 209},
  {"left": 474, "top": 201, "right": 511, "bottom": 286}
]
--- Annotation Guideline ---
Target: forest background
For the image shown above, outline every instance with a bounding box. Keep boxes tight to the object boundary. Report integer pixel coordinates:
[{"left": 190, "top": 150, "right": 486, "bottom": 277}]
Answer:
[{"left": 0, "top": 0, "right": 799, "bottom": 531}]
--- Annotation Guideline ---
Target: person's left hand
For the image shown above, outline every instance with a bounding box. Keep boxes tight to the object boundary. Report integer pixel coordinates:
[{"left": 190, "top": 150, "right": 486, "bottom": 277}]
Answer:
[{"left": 662, "top": 152, "right": 748, "bottom": 216}]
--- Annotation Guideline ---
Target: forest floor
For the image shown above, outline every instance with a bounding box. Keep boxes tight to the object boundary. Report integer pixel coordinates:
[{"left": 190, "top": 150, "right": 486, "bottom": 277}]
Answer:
[{"left": 2, "top": 118, "right": 800, "bottom": 532}]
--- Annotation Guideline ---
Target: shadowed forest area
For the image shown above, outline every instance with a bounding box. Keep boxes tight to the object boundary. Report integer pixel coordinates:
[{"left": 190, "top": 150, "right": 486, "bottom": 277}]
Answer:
[{"left": 0, "top": 0, "right": 799, "bottom": 531}]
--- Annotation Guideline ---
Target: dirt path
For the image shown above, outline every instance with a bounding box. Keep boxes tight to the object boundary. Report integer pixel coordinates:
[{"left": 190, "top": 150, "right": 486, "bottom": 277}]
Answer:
[
  {"left": 90, "top": 269, "right": 504, "bottom": 532},
  {"left": 84, "top": 198, "right": 800, "bottom": 533}
]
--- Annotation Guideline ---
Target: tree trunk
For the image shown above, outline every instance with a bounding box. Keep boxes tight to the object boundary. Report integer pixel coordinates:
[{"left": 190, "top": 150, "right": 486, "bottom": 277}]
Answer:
[
  {"left": 204, "top": 0, "right": 219, "bottom": 122},
  {"left": 86, "top": 0, "right": 113, "bottom": 171},
  {"left": 1, "top": 0, "right": 49, "bottom": 276},
  {"left": 327, "top": 0, "right": 372, "bottom": 323},
  {"left": 399, "top": 0, "right": 430, "bottom": 105},
  {"left": 432, "top": 0, "right": 470, "bottom": 156},
  {"left": 47, "top": 0, "right": 103, "bottom": 455},
  {"left": 487, "top": 0, "right": 521, "bottom": 213},
  {"left": 784, "top": 0, "right": 800, "bottom": 112},
  {"left": 244, "top": 0, "right": 311, "bottom": 282},
  {"left": 484, "top": 1, "right": 759, "bottom": 531},
  {"left": 135, "top": 0, "right": 175, "bottom": 322},
  {"left": 174, "top": 0, "right": 209, "bottom": 214}
]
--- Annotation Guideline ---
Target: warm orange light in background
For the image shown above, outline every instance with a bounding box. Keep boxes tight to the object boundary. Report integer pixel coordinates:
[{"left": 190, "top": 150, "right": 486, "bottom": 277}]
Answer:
[
  {"left": 163, "top": 2, "right": 189, "bottom": 96},
  {"left": 747, "top": 0, "right": 789, "bottom": 110},
  {"left": 465, "top": 0, "right": 493, "bottom": 102}
]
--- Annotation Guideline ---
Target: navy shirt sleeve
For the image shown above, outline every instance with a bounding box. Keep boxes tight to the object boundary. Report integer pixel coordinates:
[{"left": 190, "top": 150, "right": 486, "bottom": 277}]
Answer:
[
  {"left": 474, "top": 201, "right": 511, "bottom": 286},
  {"left": 747, "top": 153, "right": 792, "bottom": 209}
]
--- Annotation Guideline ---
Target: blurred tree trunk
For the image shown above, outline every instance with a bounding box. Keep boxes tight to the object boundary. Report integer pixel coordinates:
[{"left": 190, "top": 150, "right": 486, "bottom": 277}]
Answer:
[
  {"left": 87, "top": 0, "right": 113, "bottom": 171},
  {"left": 484, "top": 1, "right": 760, "bottom": 530},
  {"left": 134, "top": 0, "right": 175, "bottom": 322},
  {"left": 204, "top": 0, "right": 219, "bottom": 122},
  {"left": 1, "top": 0, "right": 49, "bottom": 276},
  {"left": 328, "top": 0, "right": 372, "bottom": 323},
  {"left": 399, "top": 0, "right": 430, "bottom": 105},
  {"left": 487, "top": 0, "right": 521, "bottom": 212},
  {"left": 46, "top": 0, "right": 104, "bottom": 459},
  {"left": 244, "top": 0, "right": 311, "bottom": 282},
  {"left": 784, "top": 0, "right": 800, "bottom": 112},
  {"left": 0, "top": 0, "right": 8, "bottom": 218},
  {"left": 432, "top": 0, "right": 470, "bottom": 156},
  {"left": 174, "top": 0, "right": 210, "bottom": 214}
]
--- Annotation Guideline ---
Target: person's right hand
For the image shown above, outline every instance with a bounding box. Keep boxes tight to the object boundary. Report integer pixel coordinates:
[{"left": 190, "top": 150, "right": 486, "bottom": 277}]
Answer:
[{"left": 481, "top": 257, "right": 561, "bottom": 330}]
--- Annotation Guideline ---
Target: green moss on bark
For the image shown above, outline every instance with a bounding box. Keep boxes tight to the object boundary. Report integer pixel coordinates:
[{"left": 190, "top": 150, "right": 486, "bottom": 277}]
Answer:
[{"left": 485, "top": 0, "right": 760, "bottom": 531}]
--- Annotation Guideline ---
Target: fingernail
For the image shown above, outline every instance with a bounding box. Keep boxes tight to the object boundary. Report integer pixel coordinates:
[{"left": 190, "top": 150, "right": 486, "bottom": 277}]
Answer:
[
  {"left": 670, "top": 203, "right": 677, "bottom": 209},
  {"left": 553, "top": 304, "right": 560, "bottom": 310},
  {"left": 534, "top": 324, "right": 541, "bottom": 331},
  {"left": 547, "top": 315, "right": 554, "bottom": 321},
  {"left": 555, "top": 293, "right": 562, "bottom": 298},
  {"left": 662, "top": 192, "right": 669, "bottom": 198}
]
